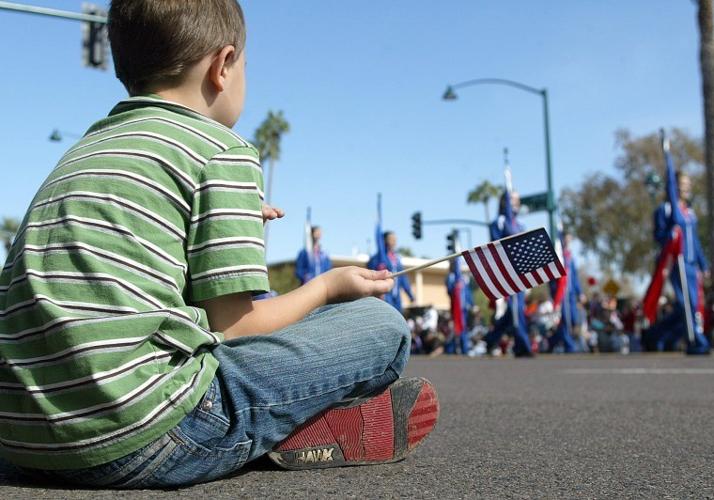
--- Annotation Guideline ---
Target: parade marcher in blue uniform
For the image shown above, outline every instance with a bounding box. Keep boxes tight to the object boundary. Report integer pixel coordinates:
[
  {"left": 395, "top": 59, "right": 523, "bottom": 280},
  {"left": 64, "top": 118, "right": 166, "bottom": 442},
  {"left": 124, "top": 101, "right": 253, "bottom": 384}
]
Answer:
[
  {"left": 368, "top": 231, "right": 414, "bottom": 313},
  {"left": 445, "top": 256, "right": 474, "bottom": 355},
  {"left": 484, "top": 190, "right": 533, "bottom": 357},
  {"left": 295, "top": 225, "right": 332, "bottom": 285},
  {"left": 643, "top": 169, "right": 710, "bottom": 354},
  {"left": 548, "top": 232, "right": 582, "bottom": 353}
]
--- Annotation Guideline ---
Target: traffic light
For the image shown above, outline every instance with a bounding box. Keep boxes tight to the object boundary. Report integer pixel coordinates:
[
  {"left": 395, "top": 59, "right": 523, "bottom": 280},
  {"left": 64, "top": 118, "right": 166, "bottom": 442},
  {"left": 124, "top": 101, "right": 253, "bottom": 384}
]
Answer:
[
  {"left": 411, "top": 211, "right": 422, "bottom": 239},
  {"left": 446, "top": 230, "right": 458, "bottom": 253},
  {"left": 82, "top": 4, "right": 108, "bottom": 70}
]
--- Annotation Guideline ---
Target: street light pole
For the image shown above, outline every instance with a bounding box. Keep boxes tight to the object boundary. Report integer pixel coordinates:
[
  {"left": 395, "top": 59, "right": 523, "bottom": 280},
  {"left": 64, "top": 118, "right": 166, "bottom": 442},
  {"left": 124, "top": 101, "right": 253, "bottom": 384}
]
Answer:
[
  {"left": 541, "top": 88, "right": 556, "bottom": 243},
  {"left": 443, "top": 78, "right": 557, "bottom": 242},
  {"left": 0, "top": 1, "right": 106, "bottom": 23}
]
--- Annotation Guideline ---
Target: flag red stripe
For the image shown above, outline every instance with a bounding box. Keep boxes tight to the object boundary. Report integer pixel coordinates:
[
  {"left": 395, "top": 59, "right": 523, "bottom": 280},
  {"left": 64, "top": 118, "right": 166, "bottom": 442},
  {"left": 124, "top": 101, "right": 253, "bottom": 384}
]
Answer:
[
  {"left": 543, "top": 265, "right": 556, "bottom": 281},
  {"left": 538, "top": 268, "right": 551, "bottom": 283},
  {"left": 462, "top": 251, "right": 495, "bottom": 301},
  {"left": 475, "top": 247, "right": 509, "bottom": 298},
  {"left": 493, "top": 242, "right": 530, "bottom": 290},
  {"left": 527, "top": 271, "right": 544, "bottom": 286},
  {"left": 523, "top": 273, "right": 538, "bottom": 288},
  {"left": 487, "top": 243, "right": 522, "bottom": 294},
  {"left": 549, "top": 262, "right": 563, "bottom": 279},
  {"left": 554, "top": 255, "right": 566, "bottom": 276}
]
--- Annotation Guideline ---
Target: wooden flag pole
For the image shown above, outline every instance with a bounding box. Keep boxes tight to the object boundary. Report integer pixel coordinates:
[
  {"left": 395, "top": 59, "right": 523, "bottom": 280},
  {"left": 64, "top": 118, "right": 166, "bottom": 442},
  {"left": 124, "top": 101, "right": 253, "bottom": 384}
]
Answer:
[{"left": 389, "top": 251, "right": 462, "bottom": 278}]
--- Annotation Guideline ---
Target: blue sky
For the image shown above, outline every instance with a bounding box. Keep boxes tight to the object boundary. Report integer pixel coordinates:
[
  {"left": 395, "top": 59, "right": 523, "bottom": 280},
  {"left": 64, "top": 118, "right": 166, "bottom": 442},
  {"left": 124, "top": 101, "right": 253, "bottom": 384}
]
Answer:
[{"left": 0, "top": 0, "right": 705, "bottom": 265}]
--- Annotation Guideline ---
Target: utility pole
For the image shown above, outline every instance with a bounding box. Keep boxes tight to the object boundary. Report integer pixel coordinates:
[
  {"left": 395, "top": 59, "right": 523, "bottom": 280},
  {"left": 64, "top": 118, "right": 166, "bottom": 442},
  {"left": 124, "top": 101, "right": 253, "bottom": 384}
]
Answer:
[{"left": 698, "top": 0, "right": 714, "bottom": 280}]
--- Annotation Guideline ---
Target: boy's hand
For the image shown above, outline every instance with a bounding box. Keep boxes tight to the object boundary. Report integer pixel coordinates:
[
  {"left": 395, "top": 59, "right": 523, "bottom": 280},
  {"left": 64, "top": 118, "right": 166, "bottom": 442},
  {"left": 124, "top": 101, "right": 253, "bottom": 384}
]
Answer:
[
  {"left": 317, "top": 266, "right": 395, "bottom": 304},
  {"left": 262, "top": 203, "right": 285, "bottom": 225}
]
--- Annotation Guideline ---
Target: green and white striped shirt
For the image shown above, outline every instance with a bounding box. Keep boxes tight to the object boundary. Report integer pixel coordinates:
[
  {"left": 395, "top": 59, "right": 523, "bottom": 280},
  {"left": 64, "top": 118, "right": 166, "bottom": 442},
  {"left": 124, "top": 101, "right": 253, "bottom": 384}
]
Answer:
[{"left": 0, "top": 96, "right": 269, "bottom": 469}]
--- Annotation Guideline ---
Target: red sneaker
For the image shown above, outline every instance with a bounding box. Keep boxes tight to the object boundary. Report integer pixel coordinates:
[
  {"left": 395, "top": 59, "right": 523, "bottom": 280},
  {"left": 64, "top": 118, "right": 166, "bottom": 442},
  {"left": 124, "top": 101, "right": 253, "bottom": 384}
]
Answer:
[{"left": 268, "top": 377, "right": 439, "bottom": 470}]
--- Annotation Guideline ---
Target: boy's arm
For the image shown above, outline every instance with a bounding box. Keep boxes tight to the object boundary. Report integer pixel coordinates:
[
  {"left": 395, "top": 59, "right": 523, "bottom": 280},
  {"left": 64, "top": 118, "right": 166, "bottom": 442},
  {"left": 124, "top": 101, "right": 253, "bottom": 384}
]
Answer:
[{"left": 199, "top": 267, "right": 394, "bottom": 340}]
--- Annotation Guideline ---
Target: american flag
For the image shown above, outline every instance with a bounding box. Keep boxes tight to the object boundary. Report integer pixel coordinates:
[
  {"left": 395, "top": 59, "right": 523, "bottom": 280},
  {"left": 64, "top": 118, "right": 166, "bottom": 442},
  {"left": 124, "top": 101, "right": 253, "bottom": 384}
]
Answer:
[{"left": 462, "top": 228, "right": 565, "bottom": 301}]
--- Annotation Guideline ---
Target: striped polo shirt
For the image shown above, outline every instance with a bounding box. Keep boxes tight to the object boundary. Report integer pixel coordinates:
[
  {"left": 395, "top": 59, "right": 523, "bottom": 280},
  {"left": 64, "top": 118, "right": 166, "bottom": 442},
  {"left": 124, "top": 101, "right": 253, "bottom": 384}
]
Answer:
[{"left": 0, "top": 96, "right": 269, "bottom": 469}]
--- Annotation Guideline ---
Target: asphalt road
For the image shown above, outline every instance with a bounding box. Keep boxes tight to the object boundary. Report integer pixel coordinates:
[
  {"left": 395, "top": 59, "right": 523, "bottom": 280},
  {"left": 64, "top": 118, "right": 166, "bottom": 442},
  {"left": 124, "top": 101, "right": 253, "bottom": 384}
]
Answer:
[{"left": 2, "top": 354, "right": 714, "bottom": 499}]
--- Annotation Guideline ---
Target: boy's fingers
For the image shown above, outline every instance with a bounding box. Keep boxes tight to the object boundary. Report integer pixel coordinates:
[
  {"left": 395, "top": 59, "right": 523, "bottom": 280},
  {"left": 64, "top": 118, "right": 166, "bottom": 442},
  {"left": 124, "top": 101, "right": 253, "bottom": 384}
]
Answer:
[
  {"left": 262, "top": 208, "right": 285, "bottom": 221},
  {"left": 371, "top": 278, "right": 395, "bottom": 294},
  {"left": 261, "top": 204, "right": 284, "bottom": 218},
  {"left": 361, "top": 268, "right": 390, "bottom": 280}
]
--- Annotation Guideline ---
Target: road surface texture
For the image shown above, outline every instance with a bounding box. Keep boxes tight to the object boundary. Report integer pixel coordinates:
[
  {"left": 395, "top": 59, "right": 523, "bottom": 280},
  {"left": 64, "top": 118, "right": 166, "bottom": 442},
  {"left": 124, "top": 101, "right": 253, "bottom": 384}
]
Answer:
[{"left": 1, "top": 354, "right": 713, "bottom": 499}]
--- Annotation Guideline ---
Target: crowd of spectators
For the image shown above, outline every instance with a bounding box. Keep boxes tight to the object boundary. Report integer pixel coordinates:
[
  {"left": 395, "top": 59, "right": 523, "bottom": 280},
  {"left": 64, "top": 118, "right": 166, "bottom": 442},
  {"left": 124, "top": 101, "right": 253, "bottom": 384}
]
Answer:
[{"left": 407, "top": 291, "right": 713, "bottom": 357}]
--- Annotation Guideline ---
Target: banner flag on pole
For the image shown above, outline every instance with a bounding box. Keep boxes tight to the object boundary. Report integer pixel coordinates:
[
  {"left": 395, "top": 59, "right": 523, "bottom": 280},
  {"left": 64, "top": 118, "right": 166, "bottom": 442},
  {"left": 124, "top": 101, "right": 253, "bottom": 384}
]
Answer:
[
  {"left": 642, "top": 230, "right": 681, "bottom": 324},
  {"left": 450, "top": 242, "right": 465, "bottom": 336},
  {"left": 642, "top": 133, "right": 685, "bottom": 325},
  {"left": 551, "top": 216, "right": 568, "bottom": 310},
  {"left": 462, "top": 228, "right": 565, "bottom": 302}
]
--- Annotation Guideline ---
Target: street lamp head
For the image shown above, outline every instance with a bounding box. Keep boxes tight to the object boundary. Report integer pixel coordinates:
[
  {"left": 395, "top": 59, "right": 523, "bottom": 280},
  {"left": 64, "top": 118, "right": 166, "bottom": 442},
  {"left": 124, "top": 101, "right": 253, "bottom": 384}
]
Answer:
[
  {"left": 49, "top": 129, "right": 62, "bottom": 142},
  {"left": 645, "top": 172, "right": 663, "bottom": 198},
  {"left": 442, "top": 86, "right": 458, "bottom": 101}
]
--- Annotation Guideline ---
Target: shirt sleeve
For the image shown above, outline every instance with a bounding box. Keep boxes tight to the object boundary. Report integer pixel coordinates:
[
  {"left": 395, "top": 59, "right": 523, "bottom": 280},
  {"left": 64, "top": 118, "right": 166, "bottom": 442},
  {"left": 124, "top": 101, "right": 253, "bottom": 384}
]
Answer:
[{"left": 187, "top": 145, "right": 269, "bottom": 302}]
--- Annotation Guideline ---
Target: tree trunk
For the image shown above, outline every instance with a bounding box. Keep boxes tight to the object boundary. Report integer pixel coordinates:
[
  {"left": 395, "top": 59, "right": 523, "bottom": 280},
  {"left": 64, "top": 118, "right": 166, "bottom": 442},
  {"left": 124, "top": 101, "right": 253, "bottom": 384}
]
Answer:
[
  {"left": 483, "top": 201, "right": 490, "bottom": 223},
  {"left": 699, "top": 0, "right": 714, "bottom": 274}
]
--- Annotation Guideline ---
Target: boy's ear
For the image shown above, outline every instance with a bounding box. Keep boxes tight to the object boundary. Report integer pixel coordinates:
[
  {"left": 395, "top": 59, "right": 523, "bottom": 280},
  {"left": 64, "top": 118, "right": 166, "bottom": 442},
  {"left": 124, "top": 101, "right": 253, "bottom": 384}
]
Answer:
[{"left": 208, "top": 45, "right": 237, "bottom": 93}]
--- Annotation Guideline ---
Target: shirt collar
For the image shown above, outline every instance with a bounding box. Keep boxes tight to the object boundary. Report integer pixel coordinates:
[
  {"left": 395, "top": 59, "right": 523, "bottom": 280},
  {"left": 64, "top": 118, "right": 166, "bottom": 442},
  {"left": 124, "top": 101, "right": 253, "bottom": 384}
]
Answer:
[{"left": 109, "top": 94, "right": 237, "bottom": 135}]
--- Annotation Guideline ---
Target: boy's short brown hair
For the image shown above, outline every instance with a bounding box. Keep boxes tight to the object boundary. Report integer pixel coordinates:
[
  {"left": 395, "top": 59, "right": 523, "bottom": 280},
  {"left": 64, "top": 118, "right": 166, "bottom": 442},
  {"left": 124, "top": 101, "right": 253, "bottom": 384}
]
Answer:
[{"left": 108, "top": 0, "right": 246, "bottom": 95}]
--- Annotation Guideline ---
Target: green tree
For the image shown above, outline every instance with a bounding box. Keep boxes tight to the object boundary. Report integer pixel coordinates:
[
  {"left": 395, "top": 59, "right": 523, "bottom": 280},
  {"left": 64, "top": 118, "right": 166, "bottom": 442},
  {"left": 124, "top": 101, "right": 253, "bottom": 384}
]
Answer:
[
  {"left": 253, "top": 110, "right": 290, "bottom": 247},
  {"left": 267, "top": 262, "right": 300, "bottom": 295},
  {"left": 560, "top": 128, "right": 706, "bottom": 277},
  {"left": 467, "top": 180, "right": 501, "bottom": 222},
  {"left": 397, "top": 247, "right": 414, "bottom": 257},
  {"left": 1, "top": 217, "right": 19, "bottom": 255}
]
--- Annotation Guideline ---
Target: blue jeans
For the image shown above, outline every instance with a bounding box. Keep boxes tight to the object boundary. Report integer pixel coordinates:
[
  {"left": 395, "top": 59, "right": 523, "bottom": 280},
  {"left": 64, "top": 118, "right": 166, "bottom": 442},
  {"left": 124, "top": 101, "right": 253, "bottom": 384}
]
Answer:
[{"left": 15, "top": 297, "right": 410, "bottom": 488}]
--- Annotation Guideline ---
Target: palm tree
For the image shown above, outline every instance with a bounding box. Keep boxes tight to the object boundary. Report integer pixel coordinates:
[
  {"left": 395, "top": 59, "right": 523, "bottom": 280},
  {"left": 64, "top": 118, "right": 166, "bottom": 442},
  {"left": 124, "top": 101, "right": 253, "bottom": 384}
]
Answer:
[
  {"left": 467, "top": 180, "right": 501, "bottom": 222},
  {"left": 1, "top": 217, "right": 20, "bottom": 255},
  {"left": 253, "top": 110, "right": 290, "bottom": 247},
  {"left": 697, "top": 0, "right": 714, "bottom": 273}
]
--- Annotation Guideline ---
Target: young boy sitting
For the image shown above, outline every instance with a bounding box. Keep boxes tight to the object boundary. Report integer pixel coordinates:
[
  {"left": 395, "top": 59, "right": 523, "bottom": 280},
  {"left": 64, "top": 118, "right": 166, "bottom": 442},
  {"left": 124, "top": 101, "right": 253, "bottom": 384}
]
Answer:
[{"left": 0, "top": 0, "right": 438, "bottom": 488}]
